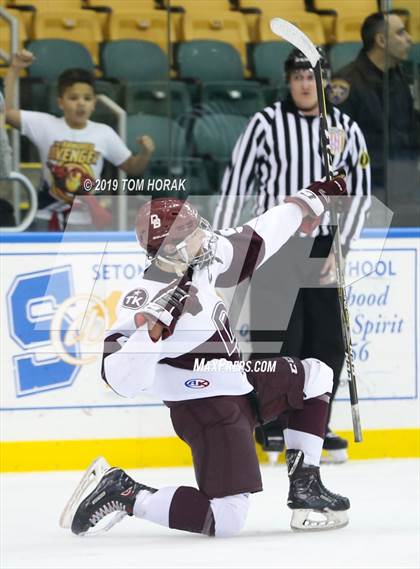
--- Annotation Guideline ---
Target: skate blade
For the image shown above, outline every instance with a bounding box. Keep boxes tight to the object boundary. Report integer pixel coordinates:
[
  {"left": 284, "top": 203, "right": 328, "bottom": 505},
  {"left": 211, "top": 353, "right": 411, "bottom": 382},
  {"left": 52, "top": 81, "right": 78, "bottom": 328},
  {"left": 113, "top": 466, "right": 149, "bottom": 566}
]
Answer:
[
  {"left": 59, "top": 456, "right": 111, "bottom": 530},
  {"left": 80, "top": 511, "right": 127, "bottom": 537},
  {"left": 290, "top": 509, "right": 349, "bottom": 531},
  {"left": 320, "top": 448, "right": 348, "bottom": 464}
]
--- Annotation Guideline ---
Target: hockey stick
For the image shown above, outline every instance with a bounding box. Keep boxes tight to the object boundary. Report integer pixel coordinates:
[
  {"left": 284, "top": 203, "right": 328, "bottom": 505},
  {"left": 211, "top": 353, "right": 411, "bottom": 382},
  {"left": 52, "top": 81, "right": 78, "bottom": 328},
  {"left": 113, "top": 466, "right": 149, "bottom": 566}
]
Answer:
[{"left": 270, "top": 18, "right": 363, "bottom": 442}]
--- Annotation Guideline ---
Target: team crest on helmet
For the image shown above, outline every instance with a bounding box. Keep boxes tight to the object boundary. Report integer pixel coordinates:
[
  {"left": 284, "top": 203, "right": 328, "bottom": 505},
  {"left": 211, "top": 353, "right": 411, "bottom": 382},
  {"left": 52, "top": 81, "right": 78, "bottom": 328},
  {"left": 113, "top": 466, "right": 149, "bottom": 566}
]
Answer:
[{"left": 123, "top": 288, "right": 148, "bottom": 310}]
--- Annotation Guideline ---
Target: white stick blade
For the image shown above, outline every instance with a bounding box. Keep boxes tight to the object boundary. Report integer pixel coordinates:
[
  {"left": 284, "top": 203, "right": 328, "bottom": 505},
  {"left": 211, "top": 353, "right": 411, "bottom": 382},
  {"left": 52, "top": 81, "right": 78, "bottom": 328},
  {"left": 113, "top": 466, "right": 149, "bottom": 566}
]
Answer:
[{"left": 270, "top": 18, "right": 320, "bottom": 68}]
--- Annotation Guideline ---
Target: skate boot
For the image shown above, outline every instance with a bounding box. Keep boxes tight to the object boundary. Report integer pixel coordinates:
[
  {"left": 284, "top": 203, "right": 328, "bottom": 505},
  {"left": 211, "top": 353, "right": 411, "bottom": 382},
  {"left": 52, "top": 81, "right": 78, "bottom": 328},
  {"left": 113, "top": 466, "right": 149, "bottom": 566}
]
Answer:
[
  {"left": 321, "top": 429, "right": 348, "bottom": 463},
  {"left": 286, "top": 449, "right": 350, "bottom": 531},
  {"left": 255, "top": 423, "right": 285, "bottom": 466},
  {"left": 60, "top": 457, "right": 156, "bottom": 536}
]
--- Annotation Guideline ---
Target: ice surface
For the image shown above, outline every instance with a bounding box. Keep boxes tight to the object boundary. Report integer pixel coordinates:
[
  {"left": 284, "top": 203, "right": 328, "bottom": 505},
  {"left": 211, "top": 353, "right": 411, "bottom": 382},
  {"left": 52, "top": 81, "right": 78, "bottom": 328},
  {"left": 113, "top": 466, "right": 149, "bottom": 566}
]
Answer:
[{"left": 1, "top": 459, "right": 419, "bottom": 569}]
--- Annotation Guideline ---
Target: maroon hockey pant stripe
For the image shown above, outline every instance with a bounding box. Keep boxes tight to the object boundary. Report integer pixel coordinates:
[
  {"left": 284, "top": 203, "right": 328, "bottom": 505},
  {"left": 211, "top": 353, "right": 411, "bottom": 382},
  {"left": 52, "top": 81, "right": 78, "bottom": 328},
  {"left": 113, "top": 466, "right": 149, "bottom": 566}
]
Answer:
[
  {"left": 169, "top": 486, "right": 215, "bottom": 536},
  {"left": 287, "top": 394, "right": 330, "bottom": 439}
]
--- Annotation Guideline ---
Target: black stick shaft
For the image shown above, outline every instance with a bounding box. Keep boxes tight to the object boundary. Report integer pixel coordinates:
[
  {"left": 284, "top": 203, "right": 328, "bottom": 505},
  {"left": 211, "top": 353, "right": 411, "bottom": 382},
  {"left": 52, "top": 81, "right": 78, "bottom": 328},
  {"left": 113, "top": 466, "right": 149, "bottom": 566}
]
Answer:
[{"left": 314, "top": 62, "right": 363, "bottom": 442}]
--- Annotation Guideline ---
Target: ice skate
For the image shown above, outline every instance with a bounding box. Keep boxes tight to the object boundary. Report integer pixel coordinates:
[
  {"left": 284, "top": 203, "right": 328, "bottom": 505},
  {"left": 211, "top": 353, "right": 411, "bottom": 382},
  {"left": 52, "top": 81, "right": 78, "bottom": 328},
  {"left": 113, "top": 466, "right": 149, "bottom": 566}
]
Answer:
[
  {"left": 321, "top": 429, "right": 348, "bottom": 464},
  {"left": 286, "top": 449, "right": 350, "bottom": 531},
  {"left": 60, "top": 457, "right": 156, "bottom": 536}
]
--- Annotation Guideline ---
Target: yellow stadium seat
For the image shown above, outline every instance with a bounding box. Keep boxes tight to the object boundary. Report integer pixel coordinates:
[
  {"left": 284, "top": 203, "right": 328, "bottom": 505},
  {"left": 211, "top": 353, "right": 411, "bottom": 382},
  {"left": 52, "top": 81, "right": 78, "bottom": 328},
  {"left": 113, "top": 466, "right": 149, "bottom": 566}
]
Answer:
[
  {"left": 6, "top": 1, "right": 83, "bottom": 34},
  {"left": 160, "top": 1, "right": 233, "bottom": 41},
  {"left": 7, "top": 0, "right": 81, "bottom": 8},
  {"left": 258, "top": 10, "right": 325, "bottom": 45},
  {"left": 162, "top": 0, "right": 231, "bottom": 9},
  {"left": 392, "top": 1, "right": 420, "bottom": 42},
  {"left": 335, "top": 14, "right": 367, "bottom": 42},
  {"left": 32, "top": 10, "right": 102, "bottom": 63},
  {"left": 181, "top": 11, "right": 250, "bottom": 66},
  {"left": 106, "top": 10, "right": 175, "bottom": 53},
  {"left": 85, "top": 0, "right": 157, "bottom": 9},
  {"left": 238, "top": 0, "right": 306, "bottom": 8},
  {"left": 310, "top": 1, "right": 377, "bottom": 44},
  {"left": 237, "top": 1, "right": 323, "bottom": 44}
]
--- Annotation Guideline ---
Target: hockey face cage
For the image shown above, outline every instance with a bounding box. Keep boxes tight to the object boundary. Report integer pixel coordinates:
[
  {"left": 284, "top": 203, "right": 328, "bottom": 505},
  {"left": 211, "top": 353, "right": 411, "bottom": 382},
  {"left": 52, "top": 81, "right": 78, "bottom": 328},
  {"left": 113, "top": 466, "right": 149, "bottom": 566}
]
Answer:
[{"left": 154, "top": 217, "right": 218, "bottom": 271}]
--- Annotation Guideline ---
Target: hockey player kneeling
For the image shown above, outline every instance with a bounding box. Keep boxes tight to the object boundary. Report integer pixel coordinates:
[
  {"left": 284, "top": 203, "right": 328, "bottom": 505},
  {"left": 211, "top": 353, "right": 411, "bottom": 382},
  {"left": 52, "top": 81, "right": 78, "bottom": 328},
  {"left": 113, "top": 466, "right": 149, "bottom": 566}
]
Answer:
[{"left": 61, "top": 177, "right": 350, "bottom": 537}]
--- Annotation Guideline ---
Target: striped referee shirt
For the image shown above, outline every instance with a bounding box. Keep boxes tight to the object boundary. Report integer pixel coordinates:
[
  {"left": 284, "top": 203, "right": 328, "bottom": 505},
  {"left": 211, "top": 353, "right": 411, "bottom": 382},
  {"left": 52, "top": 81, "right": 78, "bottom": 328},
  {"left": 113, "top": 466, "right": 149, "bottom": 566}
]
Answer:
[{"left": 213, "top": 95, "right": 371, "bottom": 254}]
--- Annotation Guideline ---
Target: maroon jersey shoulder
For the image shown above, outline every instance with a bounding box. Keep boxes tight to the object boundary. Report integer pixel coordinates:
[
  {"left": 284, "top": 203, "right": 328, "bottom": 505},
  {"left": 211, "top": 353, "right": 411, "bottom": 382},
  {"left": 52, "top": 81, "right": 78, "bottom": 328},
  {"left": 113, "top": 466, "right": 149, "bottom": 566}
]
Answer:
[{"left": 215, "top": 225, "right": 265, "bottom": 287}]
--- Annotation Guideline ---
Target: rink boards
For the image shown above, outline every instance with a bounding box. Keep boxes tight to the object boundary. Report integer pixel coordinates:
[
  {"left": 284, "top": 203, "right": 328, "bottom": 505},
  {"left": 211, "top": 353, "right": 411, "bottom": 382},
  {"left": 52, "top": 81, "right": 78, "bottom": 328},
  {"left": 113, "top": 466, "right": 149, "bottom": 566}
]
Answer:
[{"left": 0, "top": 229, "right": 419, "bottom": 471}]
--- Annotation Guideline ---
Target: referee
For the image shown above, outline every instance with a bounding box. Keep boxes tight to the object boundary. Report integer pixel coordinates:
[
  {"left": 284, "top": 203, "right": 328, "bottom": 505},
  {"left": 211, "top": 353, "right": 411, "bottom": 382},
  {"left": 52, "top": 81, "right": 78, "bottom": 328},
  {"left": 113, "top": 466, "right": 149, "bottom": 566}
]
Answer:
[{"left": 214, "top": 48, "right": 371, "bottom": 463}]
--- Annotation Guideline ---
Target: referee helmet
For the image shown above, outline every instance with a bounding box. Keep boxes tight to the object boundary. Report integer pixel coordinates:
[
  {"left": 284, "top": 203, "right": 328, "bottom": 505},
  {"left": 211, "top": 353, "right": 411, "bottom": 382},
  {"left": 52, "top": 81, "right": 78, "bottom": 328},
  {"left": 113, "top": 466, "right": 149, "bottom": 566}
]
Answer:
[{"left": 284, "top": 47, "right": 331, "bottom": 82}]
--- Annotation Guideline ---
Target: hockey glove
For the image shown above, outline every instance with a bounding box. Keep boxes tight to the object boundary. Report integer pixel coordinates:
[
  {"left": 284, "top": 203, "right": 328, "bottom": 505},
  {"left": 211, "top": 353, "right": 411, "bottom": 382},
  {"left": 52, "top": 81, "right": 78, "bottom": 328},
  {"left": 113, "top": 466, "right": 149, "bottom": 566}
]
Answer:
[
  {"left": 135, "top": 279, "right": 202, "bottom": 340},
  {"left": 285, "top": 175, "right": 347, "bottom": 234}
]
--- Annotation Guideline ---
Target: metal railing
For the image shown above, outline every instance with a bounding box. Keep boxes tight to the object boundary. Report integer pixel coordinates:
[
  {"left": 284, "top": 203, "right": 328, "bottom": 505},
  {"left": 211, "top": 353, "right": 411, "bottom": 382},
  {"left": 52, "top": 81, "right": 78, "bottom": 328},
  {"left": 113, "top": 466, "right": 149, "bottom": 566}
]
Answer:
[
  {"left": 96, "top": 94, "right": 128, "bottom": 231},
  {"left": 1, "top": 7, "right": 23, "bottom": 226},
  {"left": 0, "top": 171, "right": 38, "bottom": 231}
]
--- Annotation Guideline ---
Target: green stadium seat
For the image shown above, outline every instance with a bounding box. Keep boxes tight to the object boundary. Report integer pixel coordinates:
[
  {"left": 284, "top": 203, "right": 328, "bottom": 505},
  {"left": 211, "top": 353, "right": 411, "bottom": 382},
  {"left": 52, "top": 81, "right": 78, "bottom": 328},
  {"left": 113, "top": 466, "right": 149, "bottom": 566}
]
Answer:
[
  {"left": 329, "top": 41, "right": 362, "bottom": 73},
  {"left": 101, "top": 39, "right": 167, "bottom": 81},
  {"left": 252, "top": 41, "right": 292, "bottom": 103},
  {"left": 193, "top": 113, "right": 249, "bottom": 189},
  {"left": 21, "top": 39, "right": 95, "bottom": 114},
  {"left": 26, "top": 39, "right": 94, "bottom": 79},
  {"left": 101, "top": 40, "right": 190, "bottom": 118},
  {"left": 126, "top": 113, "right": 211, "bottom": 196},
  {"left": 177, "top": 40, "right": 263, "bottom": 115},
  {"left": 408, "top": 42, "right": 420, "bottom": 65}
]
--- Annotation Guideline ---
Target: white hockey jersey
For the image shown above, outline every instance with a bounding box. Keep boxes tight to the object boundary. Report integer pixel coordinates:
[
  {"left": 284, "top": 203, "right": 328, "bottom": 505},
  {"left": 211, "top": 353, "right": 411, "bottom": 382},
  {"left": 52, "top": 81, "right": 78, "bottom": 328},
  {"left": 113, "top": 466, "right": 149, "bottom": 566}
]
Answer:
[{"left": 102, "top": 202, "right": 303, "bottom": 401}]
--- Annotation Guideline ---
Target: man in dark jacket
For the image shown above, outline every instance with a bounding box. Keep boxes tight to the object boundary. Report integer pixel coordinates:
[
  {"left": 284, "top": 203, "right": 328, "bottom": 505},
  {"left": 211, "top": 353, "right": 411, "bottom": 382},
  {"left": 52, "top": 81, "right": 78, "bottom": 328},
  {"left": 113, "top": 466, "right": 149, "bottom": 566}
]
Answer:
[{"left": 329, "top": 12, "right": 419, "bottom": 225}]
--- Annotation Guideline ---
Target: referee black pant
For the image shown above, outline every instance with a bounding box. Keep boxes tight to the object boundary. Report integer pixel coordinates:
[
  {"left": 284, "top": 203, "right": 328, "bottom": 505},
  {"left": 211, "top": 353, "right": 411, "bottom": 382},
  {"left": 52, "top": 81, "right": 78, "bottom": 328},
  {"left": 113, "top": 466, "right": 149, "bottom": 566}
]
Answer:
[{"left": 250, "top": 234, "right": 345, "bottom": 430}]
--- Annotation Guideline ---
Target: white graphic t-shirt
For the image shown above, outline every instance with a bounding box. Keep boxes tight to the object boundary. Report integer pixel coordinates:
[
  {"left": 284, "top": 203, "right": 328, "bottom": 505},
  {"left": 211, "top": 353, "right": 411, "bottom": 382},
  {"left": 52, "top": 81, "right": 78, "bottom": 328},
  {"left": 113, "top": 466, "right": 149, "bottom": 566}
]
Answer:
[{"left": 21, "top": 111, "right": 132, "bottom": 224}]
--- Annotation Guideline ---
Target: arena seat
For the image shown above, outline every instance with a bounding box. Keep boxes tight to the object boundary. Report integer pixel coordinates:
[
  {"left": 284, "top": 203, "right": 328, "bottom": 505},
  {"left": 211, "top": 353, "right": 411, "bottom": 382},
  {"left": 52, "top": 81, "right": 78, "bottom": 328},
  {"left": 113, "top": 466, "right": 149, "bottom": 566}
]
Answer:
[
  {"left": 105, "top": 9, "right": 176, "bottom": 54},
  {"left": 84, "top": 0, "right": 157, "bottom": 10},
  {"left": 237, "top": 0, "right": 309, "bottom": 15},
  {"left": 161, "top": 0, "right": 233, "bottom": 38},
  {"left": 335, "top": 15, "right": 368, "bottom": 42},
  {"left": 126, "top": 113, "right": 210, "bottom": 196},
  {"left": 238, "top": 0, "right": 320, "bottom": 43},
  {"left": 392, "top": 0, "right": 420, "bottom": 41},
  {"left": 177, "top": 40, "right": 263, "bottom": 115},
  {"left": 408, "top": 42, "right": 420, "bottom": 64},
  {"left": 180, "top": 11, "right": 250, "bottom": 66},
  {"left": 251, "top": 41, "right": 292, "bottom": 103},
  {"left": 101, "top": 40, "right": 190, "bottom": 117},
  {"left": 26, "top": 39, "right": 94, "bottom": 79},
  {"left": 162, "top": 0, "right": 231, "bottom": 10},
  {"left": 193, "top": 113, "right": 249, "bottom": 188},
  {"left": 7, "top": 0, "right": 81, "bottom": 8},
  {"left": 102, "top": 39, "right": 168, "bottom": 80},
  {"left": 328, "top": 41, "right": 362, "bottom": 72},
  {"left": 258, "top": 10, "right": 325, "bottom": 44},
  {"left": 309, "top": 0, "right": 377, "bottom": 44},
  {"left": 18, "top": 39, "right": 94, "bottom": 113},
  {"left": 177, "top": 39, "right": 244, "bottom": 82},
  {"left": 252, "top": 40, "right": 291, "bottom": 83},
  {"left": 31, "top": 9, "right": 102, "bottom": 63}
]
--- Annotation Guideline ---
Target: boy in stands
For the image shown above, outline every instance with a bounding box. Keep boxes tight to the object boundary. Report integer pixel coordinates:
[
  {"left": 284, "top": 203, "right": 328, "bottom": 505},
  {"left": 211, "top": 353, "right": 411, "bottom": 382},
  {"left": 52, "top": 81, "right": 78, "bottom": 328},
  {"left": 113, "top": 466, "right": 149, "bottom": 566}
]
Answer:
[
  {"left": 62, "top": 177, "right": 350, "bottom": 537},
  {"left": 5, "top": 49, "right": 154, "bottom": 230}
]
